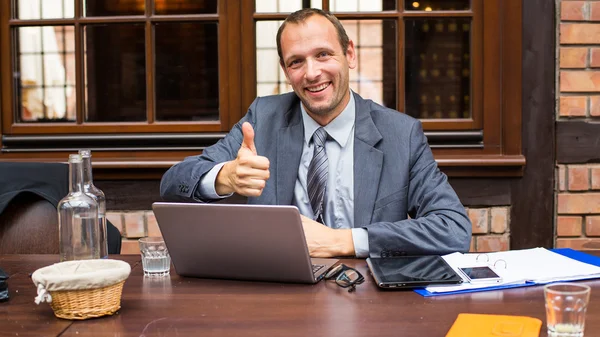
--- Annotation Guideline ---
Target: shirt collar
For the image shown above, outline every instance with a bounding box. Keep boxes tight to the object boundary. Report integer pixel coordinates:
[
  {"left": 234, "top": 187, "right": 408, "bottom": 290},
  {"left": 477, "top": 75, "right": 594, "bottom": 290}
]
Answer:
[{"left": 301, "top": 91, "right": 356, "bottom": 147}]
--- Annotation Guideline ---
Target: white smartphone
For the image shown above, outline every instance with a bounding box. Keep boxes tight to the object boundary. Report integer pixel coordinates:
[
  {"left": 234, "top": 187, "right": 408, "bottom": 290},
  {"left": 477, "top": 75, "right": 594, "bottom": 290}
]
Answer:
[{"left": 458, "top": 266, "right": 503, "bottom": 284}]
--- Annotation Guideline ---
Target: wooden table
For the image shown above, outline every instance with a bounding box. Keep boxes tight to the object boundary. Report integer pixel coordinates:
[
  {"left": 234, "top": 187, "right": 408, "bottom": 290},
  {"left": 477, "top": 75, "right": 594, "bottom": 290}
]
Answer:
[{"left": 1, "top": 255, "right": 600, "bottom": 337}]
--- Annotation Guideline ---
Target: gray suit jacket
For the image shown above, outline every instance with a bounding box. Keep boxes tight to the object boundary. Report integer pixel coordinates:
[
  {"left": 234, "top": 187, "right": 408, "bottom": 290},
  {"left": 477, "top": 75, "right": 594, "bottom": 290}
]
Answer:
[{"left": 160, "top": 92, "right": 472, "bottom": 257}]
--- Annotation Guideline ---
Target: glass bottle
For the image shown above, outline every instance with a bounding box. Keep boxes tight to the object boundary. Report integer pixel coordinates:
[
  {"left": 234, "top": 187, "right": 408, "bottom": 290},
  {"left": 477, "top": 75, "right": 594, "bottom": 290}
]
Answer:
[
  {"left": 58, "top": 154, "right": 100, "bottom": 262},
  {"left": 79, "top": 149, "right": 108, "bottom": 258}
]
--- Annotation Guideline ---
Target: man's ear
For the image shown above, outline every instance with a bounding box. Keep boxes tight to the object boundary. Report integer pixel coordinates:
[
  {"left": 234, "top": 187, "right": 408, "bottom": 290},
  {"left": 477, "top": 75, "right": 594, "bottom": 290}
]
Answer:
[{"left": 346, "top": 40, "right": 357, "bottom": 69}]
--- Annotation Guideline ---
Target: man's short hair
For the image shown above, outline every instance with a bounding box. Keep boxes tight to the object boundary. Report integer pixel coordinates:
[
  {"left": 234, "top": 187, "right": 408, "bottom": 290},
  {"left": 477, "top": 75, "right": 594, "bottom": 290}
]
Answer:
[{"left": 276, "top": 8, "right": 350, "bottom": 65}]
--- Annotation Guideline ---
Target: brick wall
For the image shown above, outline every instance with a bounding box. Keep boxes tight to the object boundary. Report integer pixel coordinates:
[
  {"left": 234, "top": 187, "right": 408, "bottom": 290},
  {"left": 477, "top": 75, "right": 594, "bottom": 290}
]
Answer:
[
  {"left": 110, "top": 206, "right": 511, "bottom": 254},
  {"left": 557, "top": 0, "right": 600, "bottom": 250},
  {"left": 556, "top": 165, "right": 600, "bottom": 249}
]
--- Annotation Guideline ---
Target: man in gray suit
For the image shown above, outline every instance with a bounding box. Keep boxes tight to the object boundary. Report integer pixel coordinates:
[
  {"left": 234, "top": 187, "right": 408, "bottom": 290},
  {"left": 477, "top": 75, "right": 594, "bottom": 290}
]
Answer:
[{"left": 160, "top": 8, "right": 471, "bottom": 258}]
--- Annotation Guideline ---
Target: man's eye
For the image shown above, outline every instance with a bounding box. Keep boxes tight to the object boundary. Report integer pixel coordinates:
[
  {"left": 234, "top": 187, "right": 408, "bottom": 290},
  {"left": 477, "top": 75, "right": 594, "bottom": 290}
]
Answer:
[
  {"left": 289, "top": 60, "right": 300, "bottom": 67},
  {"left": 318, "top": 52, "right": 328, "bottom": 57}
]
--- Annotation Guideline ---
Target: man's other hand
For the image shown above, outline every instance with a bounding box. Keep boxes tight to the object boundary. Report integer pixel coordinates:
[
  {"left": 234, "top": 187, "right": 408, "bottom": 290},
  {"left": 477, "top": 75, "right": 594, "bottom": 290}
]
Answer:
[
  {"left": 300, "top": 215, "right": 355, "bottom": 257},
  {"left": 215, "top": 122, "right": 270, "bottom": 196}
]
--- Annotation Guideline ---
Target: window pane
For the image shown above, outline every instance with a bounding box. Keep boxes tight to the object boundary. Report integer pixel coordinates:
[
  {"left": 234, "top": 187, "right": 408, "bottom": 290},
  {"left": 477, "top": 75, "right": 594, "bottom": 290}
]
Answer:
[
  {"left": 330, "top": 0, "right": 396, "bottom": 12},
  {"left": 255, "top": 21, "right": 293, "bottom": 96},
  {"left": 84, "top": 24, "right": 146, "bottom": 122},
  {"left": 16, "top": 0, "right": 74, "bottom": 19},
  {"left": 155, "top": 0, "right": 217, "bottom": 15},
  {"left": 404, "top": 0, "right": 470, "bottom": 11},
  {"left": 343, "top": 20, "right": 396, "bottom": 108},
  {"left": 84, "top": 0, "right": 144, "bottom": 16},
  {"left": 15, "top": 26, "right": 76, "bottom": 122},
  {"left": 255, "top": 0, "right": 321, "bottom": 13},
  {"left": 155, "top": 22, "right": 219, "bottom": 122},
  {"left": 405, "top": 18, "right": 471, "bottom": 119}
]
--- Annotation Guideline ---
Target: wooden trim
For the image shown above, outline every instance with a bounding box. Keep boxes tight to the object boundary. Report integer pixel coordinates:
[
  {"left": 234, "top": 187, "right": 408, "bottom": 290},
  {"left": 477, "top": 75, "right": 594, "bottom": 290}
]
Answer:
[
  {"left": 144, "top": 0, "right": 155, "bottom": 124},
  {"left": 1, "top": 0, "right": 12, "bottom": 135},
  {"left": 449, "top": 178, "right": 513, "bottom": 206},
  {"left": 556, "top": 121, "right": 600, "bottom": 164},
  {"left": 502, "top": 0, "right": 523, "bottom": 156},
  {"left": 398, "top": 12, "right": 404, "bottom": 113},
  {"left": 8, "top": 15, "right": 220, "bottom": 26},
  {"left": 217, "top": 0, "right": 230, "bottom": 130},
  {"left": 481, "top": 0, "right": 502, "bottom": 153},
  {"left": 241, "top": 0, "right": 256, "bottom": 116},
  {"left": 510, "top": 0, "right": 555, "bottom": 249},
  {"left": 471, "top": 0, "right": 483, "bottom": 130},
  {"left": 5, "top": 122, "right": 223, "bottom": 133},
  {"left": 74, "top": 0, "right": 83, "bottom": 124}
]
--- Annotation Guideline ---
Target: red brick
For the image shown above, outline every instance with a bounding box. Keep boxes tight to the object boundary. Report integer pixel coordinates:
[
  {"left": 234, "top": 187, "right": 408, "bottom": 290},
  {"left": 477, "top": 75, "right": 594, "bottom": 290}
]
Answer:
[
  {"left": 490, "top": 207, "right": 508, "bottom": 234},
  {"left": 123, "top": 211, "right": 146, "bottom": 238},
  {"left": 560, "top": 71, "right": 600, "bottom": 92},
  {"left": 561, "top": 1, "right": 586, "bottom": 21},
  {"left": 476, "top": 235, "right": 509, "bottom": 253},
  {"left": 146, "top": 211, "right": 163, "bottom": 237},
  {"left": 556, "top": 238, "right": 600, "bottom": 250},
  {"left": 557, "top": 193, "right": 600, "bottom": 214},
  {"left": 560, "top": 24, "right": 600, "bottom": 44},
  {"left": 558, "top": 165, "right": 567, "bottom": 191},
  {"left": 592, "top": 166, "right": 600, "bottom": 189},
  {"left": 557, "top": 216, "right": 583, "bottom": 236},
  {"left": 106, "top": 212, "right": 123, "bottom": 235},
  {"left": 469, "top": 237, "right": 476, "bottom": 253},
  {"left": 586, "top": 216, "right": 600, "bottom": 236},
  {"left": 560, "top": 48, "right": 588, "bottom": 68},
  {"left": 568, "top": 166, "right": 590, "bottom": 191},
  {"left": 468, "top": 208, "right": 489, "bottom": 234},
  {"left": 590, "top": 96, "right": 600, "bottom": 116},
  {"left": 121, "top": 239, "right": 141, "bottom": 255},
  {"left": 559, "top": 96, "right": 587, "bottom": 117},
  {"left": 591, "top": 2, "right": 600, "bottom": 21},
  {"left": 591, "top": 49, "right": 600, "bottom": 68}
]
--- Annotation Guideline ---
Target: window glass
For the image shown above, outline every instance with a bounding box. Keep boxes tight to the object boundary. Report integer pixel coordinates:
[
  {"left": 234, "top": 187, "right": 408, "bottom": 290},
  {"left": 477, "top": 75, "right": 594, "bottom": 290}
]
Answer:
[
  {"left": 404, "top": 0, "right": 470, "bottom": 11},
  {"left": 155, "top": 22, "right": 220, "bottom": 121},
  {"left": 404, "top": 18, "right": 471, "bottom": 119},
  {"left": 16, "top": 0, "right": 74, "bottom": 19},
  {"left": 16, "top": 26, "right": 76, "bottom": 122},
  {"left": 84, "top": 24, "right": 147, "bottom": 122}
]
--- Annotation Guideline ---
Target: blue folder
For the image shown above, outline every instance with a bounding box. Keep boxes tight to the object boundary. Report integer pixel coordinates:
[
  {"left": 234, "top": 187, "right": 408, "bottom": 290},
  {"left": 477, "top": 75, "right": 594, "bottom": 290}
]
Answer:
[{"left": 414, "top": 248, "right": 600, "bottom": 297}]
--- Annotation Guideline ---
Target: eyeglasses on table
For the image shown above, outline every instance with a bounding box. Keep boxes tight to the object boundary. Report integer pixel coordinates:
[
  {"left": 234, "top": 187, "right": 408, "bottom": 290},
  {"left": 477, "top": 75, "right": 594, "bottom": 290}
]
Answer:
[{"left": 324, "top": 263, "right": 364, "bottom": 292}]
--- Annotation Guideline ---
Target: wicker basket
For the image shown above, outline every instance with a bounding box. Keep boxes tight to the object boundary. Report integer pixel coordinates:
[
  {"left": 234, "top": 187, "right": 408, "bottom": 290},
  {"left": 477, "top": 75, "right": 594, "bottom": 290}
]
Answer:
[{"left": 32, "top": 259, "right": 131, "bottom": 320}]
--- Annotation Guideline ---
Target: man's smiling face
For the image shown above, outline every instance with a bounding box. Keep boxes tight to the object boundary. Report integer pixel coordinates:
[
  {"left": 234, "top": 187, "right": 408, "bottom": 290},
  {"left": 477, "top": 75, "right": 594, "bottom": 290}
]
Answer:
[{"left": 280, "top": 14, "right": 356, "bottom": 125}]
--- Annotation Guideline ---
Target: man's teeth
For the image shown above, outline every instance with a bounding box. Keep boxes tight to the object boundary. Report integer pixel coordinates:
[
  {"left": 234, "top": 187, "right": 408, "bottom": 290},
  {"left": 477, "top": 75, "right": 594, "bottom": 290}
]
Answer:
[{"left": 307, "top": 83, "right": 329, "bottom": 92}]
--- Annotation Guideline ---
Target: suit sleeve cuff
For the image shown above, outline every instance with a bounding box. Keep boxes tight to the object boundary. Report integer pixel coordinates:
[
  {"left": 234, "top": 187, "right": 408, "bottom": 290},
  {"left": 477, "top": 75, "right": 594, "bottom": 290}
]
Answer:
[
  {"left": 351, "top": 228, "right": 369, "bottom": 258},
  {"left": 196, "top": 162, "right": 233, "bottom": 199}
]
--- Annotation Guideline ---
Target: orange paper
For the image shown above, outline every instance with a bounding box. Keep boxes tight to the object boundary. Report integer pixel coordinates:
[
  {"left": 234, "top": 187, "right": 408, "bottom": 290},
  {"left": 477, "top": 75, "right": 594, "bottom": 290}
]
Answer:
[{"left": 445, "top": 313, "right": 542, "bottom": 337}]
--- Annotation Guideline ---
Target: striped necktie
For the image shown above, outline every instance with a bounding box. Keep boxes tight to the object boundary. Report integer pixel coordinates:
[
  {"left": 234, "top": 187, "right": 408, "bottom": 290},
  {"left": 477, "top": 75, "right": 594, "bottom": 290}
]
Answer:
[{"left": 307, "top": 127, "right": 328, "bottom": 224}]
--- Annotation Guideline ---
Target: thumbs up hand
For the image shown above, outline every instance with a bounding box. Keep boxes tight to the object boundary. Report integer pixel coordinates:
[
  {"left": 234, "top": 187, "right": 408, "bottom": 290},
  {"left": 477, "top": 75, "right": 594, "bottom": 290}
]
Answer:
[{"left": 216, "top": 122, "right": 270, "bottom": 197}]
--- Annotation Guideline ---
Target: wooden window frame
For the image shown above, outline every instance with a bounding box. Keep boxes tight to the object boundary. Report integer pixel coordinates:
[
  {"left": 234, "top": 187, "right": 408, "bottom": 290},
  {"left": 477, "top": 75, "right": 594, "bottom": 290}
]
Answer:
[
  {"left": 242, "top": 0, "right": 525, "bottom": 177},
  {"left": 0, "top": 0, "right": 523, "bottom": 178}
]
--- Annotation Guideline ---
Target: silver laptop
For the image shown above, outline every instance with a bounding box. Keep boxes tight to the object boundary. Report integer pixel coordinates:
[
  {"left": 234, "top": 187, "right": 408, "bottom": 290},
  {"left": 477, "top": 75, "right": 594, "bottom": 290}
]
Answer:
[{"left": 152, "top": 202, "right": 338, "bottom": 284}]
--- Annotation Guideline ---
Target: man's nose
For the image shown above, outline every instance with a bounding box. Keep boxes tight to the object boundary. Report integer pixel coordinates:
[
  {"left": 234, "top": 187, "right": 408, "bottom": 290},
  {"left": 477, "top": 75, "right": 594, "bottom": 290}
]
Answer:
[{"left": 304, "top": 59, "right": 321, "bottom": 81}]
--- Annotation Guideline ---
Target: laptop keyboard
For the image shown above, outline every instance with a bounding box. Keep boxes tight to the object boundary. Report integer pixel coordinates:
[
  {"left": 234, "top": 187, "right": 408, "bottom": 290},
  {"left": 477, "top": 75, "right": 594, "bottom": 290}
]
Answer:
[{"left": 312, "top": 264, "right": 325, "bottom": 274}]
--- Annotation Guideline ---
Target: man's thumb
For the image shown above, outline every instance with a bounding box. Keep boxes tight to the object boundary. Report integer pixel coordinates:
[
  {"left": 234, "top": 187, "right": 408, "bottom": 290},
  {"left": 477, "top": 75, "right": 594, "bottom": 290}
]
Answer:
[{"left": 241, "top": 122, "right": 257, "bottom": 155}]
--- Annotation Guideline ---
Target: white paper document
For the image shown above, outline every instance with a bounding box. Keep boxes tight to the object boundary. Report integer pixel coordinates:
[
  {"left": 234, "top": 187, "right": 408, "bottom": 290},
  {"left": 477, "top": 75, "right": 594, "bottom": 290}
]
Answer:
[{"left": 426, "top": 247, "right": 600, "bottom": 293}]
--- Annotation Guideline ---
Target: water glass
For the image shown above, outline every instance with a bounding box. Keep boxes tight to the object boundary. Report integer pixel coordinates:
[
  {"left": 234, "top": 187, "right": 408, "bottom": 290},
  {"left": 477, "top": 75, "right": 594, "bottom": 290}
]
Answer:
[
  {"left": 139, "top": 237, "right": 171, "bottom": 276},
  {"left": 544, "top": 282, "right": 591, "bottom": 337}
]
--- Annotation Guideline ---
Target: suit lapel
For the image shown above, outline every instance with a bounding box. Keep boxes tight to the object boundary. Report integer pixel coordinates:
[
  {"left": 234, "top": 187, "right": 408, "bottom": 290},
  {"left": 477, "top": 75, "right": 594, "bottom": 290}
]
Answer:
[
  {"left": 276, "top": 104, "right": 304, "bottom": 205},
  {"left": 353, "top": 93, "right": 383, "bottom": 227}
]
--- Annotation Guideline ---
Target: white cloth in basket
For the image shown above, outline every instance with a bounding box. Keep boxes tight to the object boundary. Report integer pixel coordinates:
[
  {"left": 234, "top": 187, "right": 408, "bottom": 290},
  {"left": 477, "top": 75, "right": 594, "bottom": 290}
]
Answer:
[{"left": 32, "top": 259, "right": 131, "bottom": 304}]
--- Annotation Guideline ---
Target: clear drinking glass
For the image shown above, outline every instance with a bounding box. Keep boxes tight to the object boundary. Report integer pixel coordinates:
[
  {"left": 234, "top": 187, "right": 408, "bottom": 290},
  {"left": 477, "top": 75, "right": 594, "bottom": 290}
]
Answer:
[
  {"left": 139, "top": 237, "right": 171, "bottom": 276},
  {"left": 79, "top": 149, "right": 108, "bottom": 258},
  {"left": 544, "top": 282, "right": 591, "bottom": 337},
  {"left": 58, "top": 154, "right": 100, "bottom": 262}
]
